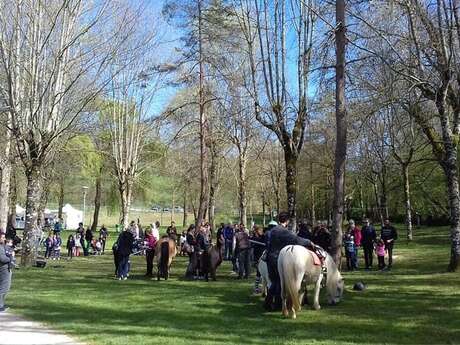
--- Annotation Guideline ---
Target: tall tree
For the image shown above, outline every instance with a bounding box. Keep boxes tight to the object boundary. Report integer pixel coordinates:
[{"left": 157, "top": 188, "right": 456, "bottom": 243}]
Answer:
[
  {"left": 331, "top": 0, "right": 348, "bottom": 265},
  {"left": 236, "top": 0, "right": 317, "bottom": 230},
  {"left": 0, "top": 0, "right": 125, "bottom": 265},
  {"left": 353, "top": 1, "right": 460, "bottom": 270}
]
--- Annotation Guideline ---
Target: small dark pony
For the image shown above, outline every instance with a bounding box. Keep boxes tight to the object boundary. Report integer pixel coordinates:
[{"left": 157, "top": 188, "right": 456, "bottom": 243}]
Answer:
[
  {"left": 201, "top": 238, "right": 223, "bottom": 281},
  {"left": 156, "top": 236, "right": 176, "bottom": 280}
]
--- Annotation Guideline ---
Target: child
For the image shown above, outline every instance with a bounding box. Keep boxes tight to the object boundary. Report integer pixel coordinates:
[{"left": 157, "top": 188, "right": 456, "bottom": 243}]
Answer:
[
  {"left": 179, "top": 231, "right": 187, "bottom": 256},
  {"left": 5, "top": 238, "right": 18, "bottom": 268},
  {"left": 66, "top": 235, "right": 75, "bottom": 260},
  {"left": 44, "top": 233, "right": 54, "bottom": 259},
  {"left": 75, "top": 233, "right": 82, "bottom": 257},
  {"left": 344, "top": 233, "right": 356, "bottom": 271},
  {"left": 376, "top": 238, "right": 386, "bottom": 270},
  {"left": 53, "top": 233, "right": 62, "bottom": 260},
  {"left": 95, "top": 239, "right": 102, "bottom": 255}
]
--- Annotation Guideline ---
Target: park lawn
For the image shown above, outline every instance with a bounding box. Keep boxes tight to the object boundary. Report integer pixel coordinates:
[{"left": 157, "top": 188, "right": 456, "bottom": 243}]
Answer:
[{"left": 7, "top": 227, "right": 460, "bottom": 345}]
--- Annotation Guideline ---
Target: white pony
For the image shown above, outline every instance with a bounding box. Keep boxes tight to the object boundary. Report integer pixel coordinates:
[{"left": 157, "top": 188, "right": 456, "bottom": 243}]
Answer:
[
  {"left": 257, "top": 253, "right": 271, "bottom": 296},
  {"left": 278, "top": 245, "right": 344, "bottom": 319}
]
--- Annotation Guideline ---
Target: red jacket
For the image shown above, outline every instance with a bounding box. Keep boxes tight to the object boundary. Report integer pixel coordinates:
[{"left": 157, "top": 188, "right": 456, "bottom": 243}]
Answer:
[{"left": 351, "top": 226, "right": 362, "bottom": 246}]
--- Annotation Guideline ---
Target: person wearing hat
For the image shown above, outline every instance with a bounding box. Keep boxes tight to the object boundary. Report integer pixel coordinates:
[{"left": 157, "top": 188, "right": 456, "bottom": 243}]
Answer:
[{"left": 0, "top": 232, "right": 13, "bottom": 312}]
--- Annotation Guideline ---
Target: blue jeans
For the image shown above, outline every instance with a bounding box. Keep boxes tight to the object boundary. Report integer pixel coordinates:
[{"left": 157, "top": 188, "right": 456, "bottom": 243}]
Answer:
[
  {"left": 224, "top": 239, "right": 233, "bottom": 260},
  {"left": 353, "top": 247, "right": 359, "bottom": 268},
  {"left": 118, "top": 255, "right": 130, "bottom": 278}
]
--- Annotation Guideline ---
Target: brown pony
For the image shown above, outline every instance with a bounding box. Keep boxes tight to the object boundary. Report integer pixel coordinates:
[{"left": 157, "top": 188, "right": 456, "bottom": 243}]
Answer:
[
  {"left": 201, "top": 239, "right": 223, "bottom": 281},
  {"left": 155, "top": 236, "right": 177, "bottom": 280}
]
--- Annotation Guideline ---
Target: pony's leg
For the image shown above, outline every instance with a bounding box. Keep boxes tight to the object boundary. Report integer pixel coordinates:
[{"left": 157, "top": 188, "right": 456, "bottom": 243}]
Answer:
[{"left": 312, "top": 274, "right": 323, "bottom": 310}]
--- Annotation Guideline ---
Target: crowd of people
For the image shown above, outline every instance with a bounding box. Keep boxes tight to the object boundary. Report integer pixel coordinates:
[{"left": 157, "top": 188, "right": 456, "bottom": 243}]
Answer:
[
  {"left": 39, "top": 220, "right": 110, "bottom": 260},
  {"left": 0, "top": 212, "right": 398, "bottom": 314}
]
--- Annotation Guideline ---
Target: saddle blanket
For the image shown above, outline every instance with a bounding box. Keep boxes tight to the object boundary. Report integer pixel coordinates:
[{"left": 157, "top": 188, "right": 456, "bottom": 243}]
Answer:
[{"left": 309, "top": 250, "right": 322, "bottom": 266}]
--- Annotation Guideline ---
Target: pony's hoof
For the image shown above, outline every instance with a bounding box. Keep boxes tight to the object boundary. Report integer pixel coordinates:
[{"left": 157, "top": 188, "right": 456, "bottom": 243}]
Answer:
[
  {"left": 313, "top": 304, "right": 321, "bottom": 310},
  {"left": 282, "top": 309, "right": 289, "bottom": 317},
  {"left": 291, "top": 313, "right": 296, "bottom": 320}
]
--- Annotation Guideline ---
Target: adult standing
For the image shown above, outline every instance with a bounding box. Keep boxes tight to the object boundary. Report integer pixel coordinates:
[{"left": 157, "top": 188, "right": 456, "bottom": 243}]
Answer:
[
  {"left": 84, "top": 227, "right": 93, "bottom": 256},
  {"left": 361, "top": 219, "right": 377, "bottom": 269},
  {"left": 235, "top": 226, "right": 250, "bottom": 279},
  {"left": 196, "top": 225, "right": 210, "bottom": 278},
  {"left": 151, "top": 223, "right": 160, "bottom": 243},
  {"left": 250, "top": 226, "right": 265, "bottom": 293},
  {"left": 348, "top": 220, "right": 362, "bottom": 269},
  {"left": 185, "top": 225, "right": 198, "bottom": 279},
  {"left": 129, "top": 221, "right": 139, "bottom": 240},
  {"left": 223, "top": 224, "right": 234, "bottom": 261},
  {"left": 313, "top": 223, "right": 332, "bottom": 254},
  {"left": 297, "top": 222, "right": 312, "bottom": 240},
  {"left": 166, "top": 221, "right": 177, "bottom": 242},
  {"left": 116, "top": 229, "right": 134, "bottom": 280},
  {"left": 53, "top": 218, "right": 63, "bottom": 235},
  {"left": 99, "top": 225, "right": 109, "bottom": 254},
  {"left": 0, "top": 232, "right": 13, "bottom": 312},
  {"left": 144, "top": 228, "right": 157, "bottom": 277},
  {"left": 381, "top": 219, "right": 398, "bottom": 270},
  {"left": 265, "top": 212, "right": 318, "bottom": 311}
]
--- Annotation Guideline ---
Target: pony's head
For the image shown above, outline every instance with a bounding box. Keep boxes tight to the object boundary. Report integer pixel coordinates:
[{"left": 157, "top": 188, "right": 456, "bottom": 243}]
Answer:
[{"left": 325, "top": 255, "right": 344, "bottom": 305}]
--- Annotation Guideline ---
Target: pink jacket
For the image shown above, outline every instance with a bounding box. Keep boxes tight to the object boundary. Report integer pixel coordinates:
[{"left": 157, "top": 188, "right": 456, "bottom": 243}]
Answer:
[
  {"left": 376, "top": 244, "right": 385, "bottom": 257},
  {"left": 351, "top": 226, "right": 362, "bottom": 246},
  {"left": 145, "top": 234, "right": 157, "bottom": 250}
]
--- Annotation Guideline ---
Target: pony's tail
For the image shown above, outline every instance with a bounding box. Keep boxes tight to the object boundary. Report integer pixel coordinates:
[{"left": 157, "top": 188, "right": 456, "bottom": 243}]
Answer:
[{"left": 160, "top": 241, "right": 169, "bottom": 275}]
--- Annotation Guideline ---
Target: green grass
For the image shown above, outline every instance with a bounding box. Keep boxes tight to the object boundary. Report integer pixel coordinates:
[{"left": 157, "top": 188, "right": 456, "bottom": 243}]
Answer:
[{"left": 7, "top": 227, "right": 460, "bottom": 345}]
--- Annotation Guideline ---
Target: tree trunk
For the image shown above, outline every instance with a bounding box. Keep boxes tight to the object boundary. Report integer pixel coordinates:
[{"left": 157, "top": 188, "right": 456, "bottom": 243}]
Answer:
[
  {"left": 58, "top": 177, "right": 65, "bottom": 219},
  {"left": 372, "top": 180, "right": 382, "bottom": 224},
  {"left": 402, "top": 164, "right": 413, "bottom": 241},
  {"left": 262, "top": 192, "right": 266, "bottom": 227},
  {"left": 37, "top": 181, "right": 49, "bottom": 227},
  {"left": 284, "top": 150, "right": 297, "bottom": 231},
  {"left": 331, "top": 0, "right": 347, "bottom": 266},
  {"left": 91, "top": 174, "right": 102, "bottom": 233},
  {"left": 7, "top": 167, "right": 16, "bottom": 230},
  {"left": 310, "top": 161, "right": 316, "bottom": 225},
  {"left": 119, "top": 181, "right": 132, "bottom": 230},
  {"left": 238, "top": 152, "right": 247, "bottom": 227},
  {"left": 196, "top": 0, "right": 209, "bottom": 228},
  {"left": 436, "top": 96, "right": 460, "bottom": 271},
  {"left": 21, "top": 165, "right": 42, "bottom": 266},
  {"left": 0, "top": 141, "right": 11, "bottom": 231},
  {"left": 182, "top": 189, "right": 187, "bottom": 227},
  {"left": 208, "top": 146, "right": 220, "bottom": 231}
]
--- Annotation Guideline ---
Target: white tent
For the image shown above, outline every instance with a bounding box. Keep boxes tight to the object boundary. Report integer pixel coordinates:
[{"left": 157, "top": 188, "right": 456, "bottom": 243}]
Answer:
[
  {"left": 62, "top": 204, "right": 83, "bottom": 230},
  {"left": 15, "top": 205, "right": 25, "bottom": 229}
]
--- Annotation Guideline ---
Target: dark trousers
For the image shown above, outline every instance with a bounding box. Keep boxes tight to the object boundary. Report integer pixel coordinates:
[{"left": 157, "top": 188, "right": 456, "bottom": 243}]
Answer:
[
  {"left": 346, "top": 251, "right": 356, "bottom": 270},
  {"left": 186, "top": 251, "right": 198, "bottom": 277},
  {"left": 378, "top": 255, "right": 385, "bottom": 269},
  {"left": 224, "top": 240, "right": 232, "bottom": 260},
  {"left": 146, "top": 249, "right": 155, "bottom": 275},
  {"left": 101, "top": 239, "right": 106, "bottom": 253},
  {"left": 45, "top": 247, "right": 52, "bottom": 258},
  {"left": 67, "top": 248, "right": 73, "bottom": 259},
  {"left": 385, "top": 242, "right": 394, "bottom": 267},
  {"left": 238, "top": 248, "right": 250, "bottom": 278},
  {"left": 363, "top": 245, "right": 374, "bottom": 268},
  {"left": 267, "top": 258, "right": 281, "bottom": 296},
  {"left": 118, "top": 255, "right": 130, "bottom": 278}
]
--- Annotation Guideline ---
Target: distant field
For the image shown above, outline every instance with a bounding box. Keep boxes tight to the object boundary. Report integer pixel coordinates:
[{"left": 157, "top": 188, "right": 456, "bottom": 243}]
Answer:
[{"left": 7, "top": 226, "right": 460, "bottom": 345}]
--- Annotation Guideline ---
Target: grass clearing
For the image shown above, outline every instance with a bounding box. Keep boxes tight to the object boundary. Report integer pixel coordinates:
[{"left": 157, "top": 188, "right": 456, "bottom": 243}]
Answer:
[{"left": 7, "top": 227, "right": 460, "bottom": 345}]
